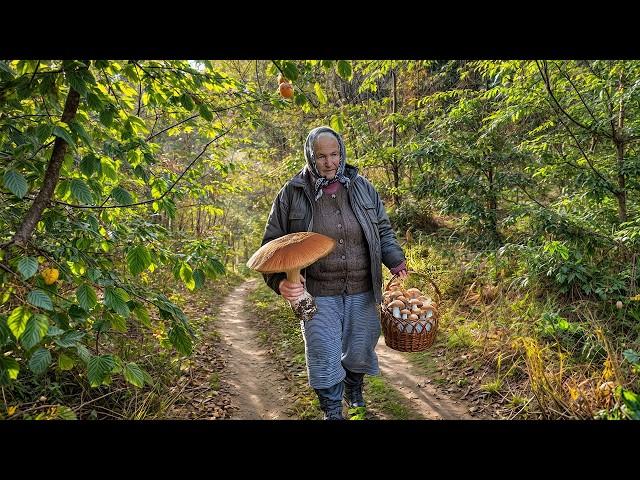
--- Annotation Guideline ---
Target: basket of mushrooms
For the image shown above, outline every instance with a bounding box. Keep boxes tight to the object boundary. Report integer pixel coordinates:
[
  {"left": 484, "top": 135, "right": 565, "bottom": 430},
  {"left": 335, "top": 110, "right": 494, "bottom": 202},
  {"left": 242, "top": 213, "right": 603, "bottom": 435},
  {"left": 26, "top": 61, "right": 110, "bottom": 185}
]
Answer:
[{"left": 380, "top": 271, "right": 441, "bottom": 352}]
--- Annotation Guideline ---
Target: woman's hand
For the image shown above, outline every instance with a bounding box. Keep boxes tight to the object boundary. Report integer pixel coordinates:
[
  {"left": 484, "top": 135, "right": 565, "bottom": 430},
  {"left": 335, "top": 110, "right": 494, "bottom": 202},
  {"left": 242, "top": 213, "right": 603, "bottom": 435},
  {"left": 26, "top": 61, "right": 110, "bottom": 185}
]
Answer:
[
  {"left": 279, "top": 275, "right": 306, "bottom": 302},
  {"left": 395, "top": 269, "right": 408, "bottom": 280}
]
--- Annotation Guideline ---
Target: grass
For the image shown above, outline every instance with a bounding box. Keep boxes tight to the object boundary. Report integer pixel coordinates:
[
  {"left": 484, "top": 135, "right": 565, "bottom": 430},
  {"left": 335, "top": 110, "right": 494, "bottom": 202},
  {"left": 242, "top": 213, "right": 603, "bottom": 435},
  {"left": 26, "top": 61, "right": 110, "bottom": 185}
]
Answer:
[{"left": 364, "top": 376, "right": 418, "bottom": 420}]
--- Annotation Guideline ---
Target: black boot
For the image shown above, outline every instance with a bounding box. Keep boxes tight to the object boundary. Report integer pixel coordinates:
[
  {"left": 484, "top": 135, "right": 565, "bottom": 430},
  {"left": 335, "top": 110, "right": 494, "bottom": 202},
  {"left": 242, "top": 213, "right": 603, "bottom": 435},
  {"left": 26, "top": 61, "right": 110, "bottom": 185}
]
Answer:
[
  {"left": 315, "top": 382, "right": 345, "bottom": 420},
  {"left": 343, "top": 369, "right": 365, "bottom": 408}
]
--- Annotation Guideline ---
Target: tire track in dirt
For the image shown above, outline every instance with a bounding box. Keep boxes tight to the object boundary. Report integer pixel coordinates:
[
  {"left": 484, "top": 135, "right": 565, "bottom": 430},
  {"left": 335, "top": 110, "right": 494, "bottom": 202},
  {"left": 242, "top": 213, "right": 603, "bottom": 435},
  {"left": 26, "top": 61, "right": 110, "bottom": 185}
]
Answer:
[
  {"left": 217, "top": 279, "right": 295, "bottom": 419},
  {"left": 376, "top": 337, "right": 478, "bottom": 420}
]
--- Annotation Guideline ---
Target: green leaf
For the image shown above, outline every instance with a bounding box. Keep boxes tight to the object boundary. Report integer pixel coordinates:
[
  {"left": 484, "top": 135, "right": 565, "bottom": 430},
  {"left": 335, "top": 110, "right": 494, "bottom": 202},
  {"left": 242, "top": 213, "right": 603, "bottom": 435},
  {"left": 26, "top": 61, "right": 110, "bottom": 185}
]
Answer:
[
  {"left": 0, "top": 356, "right": 19, "bottom": 382},
  {"left": 21, "top": 314, "right": 49, "bottom": 350},
  {"left": 199, "top": 104, "right": 213, "bottom": 121},
  {"left": 69, "top": 120, "right": 92, "bottom": 147},
  {"left": 87, "top": 355, "right": 116, "bottom": 387},
  {"left": 337, "top": 60, "right": 352, "bottom": 80},
  {"left": 3, "top": 170, "right": 28, "bottom": 198},
  {"left": 168, "top": 323, "right": 193, "bottom": 356},
  {"left": 210, "top": 258, "right": 225, "bottom": 274},
  {"left": 0, "top": 317, "right": 11, "bottom": 346},
  {"left": 133, "top": 305, "right": 151, "bottom": 328},
  {"left": 99, "top": 109, "right": 114, "bottom": 127},
  {"left": 330, "top": 114, "right": 344, "bottom": 133},
  {"left": 179, "top": 262, "right": 195, "bottom": 291},
  {"left": 54, "top": 330, "right": 85, "bottom": 348},
  {"left": 104, "top": 287, "right": 130, "bottom": 317},
  {"left": 110, "top": 312, "right": 127, "bottom": 333},
  {"left": 123, "top": 362, "right": 146, "bottom": 388},
  {"left": 76, "top": 284, "right": 97, "bottom": 311},
  {"left": 101, "top": 158, "right": 118, "bottom": 181},
  {"left": 46, "top": 325, "right": 65, "bottom": 337},
  {"left": 66, "top": 71, "right": 88, "bottom": 95},
  {"left": 55, "top": 405, "right": 77, "bottom": 420},
  {"left": 71, "top": 179, "right": 93, "bottom": 205},
  {"left": 180, "top": 93, "right": 195, "bottom": 111},
  {"left": 29, "top": 348, "right": 52, "bottom": 376},
  {"left": 76, "top": 344, "right": 92, "bottom": 364},
  {"left": 7, "top": 306, "right": 30, "bottom": 339},
  {"left": 314, "top": 82, "right": 327, "bottom": 104},
  {"left": 80, "top": 154, "right": 101, "bottom": 177},
  {"left": 294, "top": 93, "right": 307, "bottom": 106},
  {"left": 127, "top": 245, "right": 152, "bottom": 276},
  {"left": 623, "top": 349, "right": 640, "bottom": 366},
  {"left": 18, "top": 257, "right": 39, "bottom": 279},
  {"left": 86, "top": 92, "right": 104, "bottom": 111},
  {"left": 58, "top": 353, "right": 75, "bottom": 371},
  {"left": 27, "top": 289, "right": 54, "bottom": 311},
  {"left": 280, "top": 61, "right": 298, "bottom": 81},
  {"left": 53, "top": 125, "right": 75, "bottom": 148},
  {"left": 112, "top": 186, "right": 133, "bottom": 205},
  {"left": 0, "top": 61, "right": 15, "bottom": 76},
  {"left": 193, "top": 269, "right": 205, "bottom": 289}
]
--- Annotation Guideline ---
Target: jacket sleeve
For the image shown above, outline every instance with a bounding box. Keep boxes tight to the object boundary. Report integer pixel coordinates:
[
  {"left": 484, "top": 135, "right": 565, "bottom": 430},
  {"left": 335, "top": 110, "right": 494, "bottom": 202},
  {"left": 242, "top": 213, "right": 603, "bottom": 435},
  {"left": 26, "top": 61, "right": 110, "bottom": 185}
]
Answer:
[
  {"left": 371, "top": 183, "right": 406, "bottom": 271},
  {"left": 261, "top": 185, "right": 289, "bottom": 295}
]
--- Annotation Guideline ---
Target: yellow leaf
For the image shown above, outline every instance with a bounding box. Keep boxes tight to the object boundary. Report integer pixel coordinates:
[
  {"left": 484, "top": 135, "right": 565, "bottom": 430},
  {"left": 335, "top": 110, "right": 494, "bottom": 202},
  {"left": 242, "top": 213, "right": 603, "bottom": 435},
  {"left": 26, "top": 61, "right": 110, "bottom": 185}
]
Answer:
[{"left": 7, "top": 406, "right": 17, "bottom": 416}]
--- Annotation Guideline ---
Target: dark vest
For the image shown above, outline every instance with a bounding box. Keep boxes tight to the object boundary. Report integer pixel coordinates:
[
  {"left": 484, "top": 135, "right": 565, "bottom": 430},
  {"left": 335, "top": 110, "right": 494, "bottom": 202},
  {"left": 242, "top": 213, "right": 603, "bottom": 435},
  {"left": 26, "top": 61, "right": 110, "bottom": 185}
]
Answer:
[{"left": 305, "top": 184, "right": 372, "bottom": 296}]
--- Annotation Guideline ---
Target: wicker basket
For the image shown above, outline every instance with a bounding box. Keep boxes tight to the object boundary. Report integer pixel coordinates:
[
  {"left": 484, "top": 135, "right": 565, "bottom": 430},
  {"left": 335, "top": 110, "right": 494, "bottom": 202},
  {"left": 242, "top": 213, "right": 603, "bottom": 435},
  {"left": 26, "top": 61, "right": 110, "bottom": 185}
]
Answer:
[{"left": 380, "top": 270, "right": 441, "bottom": 352}]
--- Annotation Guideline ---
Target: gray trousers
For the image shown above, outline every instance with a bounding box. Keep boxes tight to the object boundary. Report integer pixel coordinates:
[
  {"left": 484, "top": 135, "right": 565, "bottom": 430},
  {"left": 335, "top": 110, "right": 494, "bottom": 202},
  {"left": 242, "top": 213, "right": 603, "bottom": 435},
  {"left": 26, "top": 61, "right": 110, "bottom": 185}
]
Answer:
[{"left": 300, "top": 289, "right": 381, "bottom": 389}]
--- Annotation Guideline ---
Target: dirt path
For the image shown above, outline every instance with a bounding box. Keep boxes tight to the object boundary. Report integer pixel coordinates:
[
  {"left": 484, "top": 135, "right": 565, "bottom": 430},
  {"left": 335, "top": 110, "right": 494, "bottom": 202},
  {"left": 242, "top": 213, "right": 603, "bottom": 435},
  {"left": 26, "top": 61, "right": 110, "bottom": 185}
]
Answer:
[
  {"left": 376, "top": 338, "right": 475, "bottom": 420},
  {"left": 217, "top": 279, "right": 295, "bottom": 420},
  {"left": 215, "top": 279, "right": 474, "bottom": 420}
]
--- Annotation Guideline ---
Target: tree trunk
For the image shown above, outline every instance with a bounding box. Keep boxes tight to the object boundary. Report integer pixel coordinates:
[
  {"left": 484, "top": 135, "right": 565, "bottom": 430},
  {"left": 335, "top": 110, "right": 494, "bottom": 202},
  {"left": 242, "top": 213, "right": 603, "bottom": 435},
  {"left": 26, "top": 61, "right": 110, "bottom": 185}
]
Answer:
[
  {"left": 615, "top": 72, "right": 627, "bottom": 223},
  {"left": 486, "top": 165, "right": 501, "bottom": 245},
  {"left": 615, "top": 140, "right": 627, "bottom": 223},
  {"left": 11, "top": 77, "right": 82, "bottom": 247},
  {"left": 391, "top": 68, "right": 400, "bottom": 206}
]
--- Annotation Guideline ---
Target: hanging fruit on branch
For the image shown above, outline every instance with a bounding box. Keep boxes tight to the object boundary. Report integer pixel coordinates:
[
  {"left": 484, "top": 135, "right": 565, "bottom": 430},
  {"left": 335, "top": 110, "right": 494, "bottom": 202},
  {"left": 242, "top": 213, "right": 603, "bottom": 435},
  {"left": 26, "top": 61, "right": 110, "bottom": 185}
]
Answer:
[
  {"left": 41, "top": 267, "right": 59, "bottom": 285},
  {"left": 278, "top": 81, "right": 294, "bottom": 99}
]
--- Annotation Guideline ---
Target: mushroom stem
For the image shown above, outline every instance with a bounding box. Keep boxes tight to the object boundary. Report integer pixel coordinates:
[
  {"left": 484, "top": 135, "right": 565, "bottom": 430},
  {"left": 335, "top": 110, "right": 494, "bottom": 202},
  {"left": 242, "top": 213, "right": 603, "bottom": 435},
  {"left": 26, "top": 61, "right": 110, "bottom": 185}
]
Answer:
[
  {"left": 286, "top": 269, "right": 302, "bottom": 283},
  {"left": 285, "top": 268, "right": 317, "bottom": 322}
]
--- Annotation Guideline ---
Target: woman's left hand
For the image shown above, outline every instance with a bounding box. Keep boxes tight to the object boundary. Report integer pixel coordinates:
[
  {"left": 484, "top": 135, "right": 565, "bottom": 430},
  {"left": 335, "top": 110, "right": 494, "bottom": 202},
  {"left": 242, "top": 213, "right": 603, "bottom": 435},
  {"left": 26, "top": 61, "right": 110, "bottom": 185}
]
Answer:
[{"left": 396, "top": 269, "right": 408, "bottom": 280}]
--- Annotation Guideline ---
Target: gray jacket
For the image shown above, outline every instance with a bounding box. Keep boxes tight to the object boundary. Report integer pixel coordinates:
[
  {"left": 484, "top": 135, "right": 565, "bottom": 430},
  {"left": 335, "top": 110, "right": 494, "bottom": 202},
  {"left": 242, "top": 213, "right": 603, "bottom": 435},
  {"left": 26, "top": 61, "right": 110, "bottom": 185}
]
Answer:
[{"left": 261, "top": 164, "right": 405, "bottom": 305}]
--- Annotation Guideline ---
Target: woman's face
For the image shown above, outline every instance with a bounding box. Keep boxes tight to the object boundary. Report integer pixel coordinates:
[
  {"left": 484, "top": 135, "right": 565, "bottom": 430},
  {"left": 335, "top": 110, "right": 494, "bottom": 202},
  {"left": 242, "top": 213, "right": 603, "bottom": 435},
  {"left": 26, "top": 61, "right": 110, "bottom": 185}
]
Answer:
[{"left": 313, "top": 135, "right": 341, "bottom": 179}]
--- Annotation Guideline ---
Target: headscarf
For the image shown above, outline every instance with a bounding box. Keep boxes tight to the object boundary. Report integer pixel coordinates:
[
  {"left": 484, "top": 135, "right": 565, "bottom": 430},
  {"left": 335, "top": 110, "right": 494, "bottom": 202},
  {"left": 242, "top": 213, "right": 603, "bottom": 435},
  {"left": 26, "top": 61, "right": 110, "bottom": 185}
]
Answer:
[{"left": 303, "top": 126, "right": 351, "bottom": 201}]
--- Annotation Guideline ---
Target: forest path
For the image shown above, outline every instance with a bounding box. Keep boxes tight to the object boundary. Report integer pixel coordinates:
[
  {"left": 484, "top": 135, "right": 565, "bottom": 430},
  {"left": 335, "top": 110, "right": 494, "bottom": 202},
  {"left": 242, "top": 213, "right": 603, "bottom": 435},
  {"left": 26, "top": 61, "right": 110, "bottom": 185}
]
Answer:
[
  {"left": 218, "top": 279, "right": 478, "bottom": 420},
  {"left": 217, "top": 279, "right": 296, "bottom": 419}
]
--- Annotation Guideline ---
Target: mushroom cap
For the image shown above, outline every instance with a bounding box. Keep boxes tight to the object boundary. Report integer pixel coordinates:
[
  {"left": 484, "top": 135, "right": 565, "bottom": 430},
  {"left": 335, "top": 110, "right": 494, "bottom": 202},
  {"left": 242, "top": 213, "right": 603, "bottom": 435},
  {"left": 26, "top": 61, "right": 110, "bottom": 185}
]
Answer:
[
  {"left": 405, "top": 288, "right": 421, "bottom": 299},
  {"left": 246, "top": 232, "right": 336, "bottom": 273},
  {"left": 409, "top": 313, "right": 419, "bottom": 321},
  {"left": 408, "top": 298, "right": 422, "bottom": 307},
  {"left": 388, "top": 300, "right": 405, "bottom": 309},
  {"left": 389, "top": 290, "right": 403, "bottom": 299},
  {"left": 400, "top": 308, "right": 411, "bottom": 315},
  {"left": 396, "top": 295, "right": 408, "bottom": 304}
]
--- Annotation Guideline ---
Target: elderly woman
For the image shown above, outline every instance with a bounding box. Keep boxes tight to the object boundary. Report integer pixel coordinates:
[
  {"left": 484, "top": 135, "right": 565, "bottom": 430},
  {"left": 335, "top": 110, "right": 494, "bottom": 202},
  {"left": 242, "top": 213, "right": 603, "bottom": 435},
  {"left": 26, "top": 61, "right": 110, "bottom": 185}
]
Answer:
[{"left": 261, "top": 126, "right": 407, "bottom": 420}]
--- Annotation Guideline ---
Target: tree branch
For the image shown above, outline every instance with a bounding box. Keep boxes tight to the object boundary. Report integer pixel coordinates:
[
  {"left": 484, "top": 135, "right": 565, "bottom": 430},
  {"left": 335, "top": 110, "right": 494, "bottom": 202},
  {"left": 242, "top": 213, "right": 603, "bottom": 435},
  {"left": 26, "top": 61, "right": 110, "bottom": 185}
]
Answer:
[
  {"left": 44, "top": 126, "right": 235, "bottom": 210},
  {"left": 553, "top": 62, "right": 609, "bottom": 138},
  {"left": 535, "top": 60, "right": 603, "bottom": 137},
  {"left": 9, "top": 69, "right": 83, "bottom": 247}
]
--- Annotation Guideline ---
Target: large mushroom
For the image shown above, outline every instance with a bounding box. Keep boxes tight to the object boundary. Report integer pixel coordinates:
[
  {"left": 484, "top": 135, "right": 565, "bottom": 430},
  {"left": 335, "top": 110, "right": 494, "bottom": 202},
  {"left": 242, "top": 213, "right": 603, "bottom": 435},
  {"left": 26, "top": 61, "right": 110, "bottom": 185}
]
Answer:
[{"left": 246, "top": 232, "right": 336, "bottom": 322}]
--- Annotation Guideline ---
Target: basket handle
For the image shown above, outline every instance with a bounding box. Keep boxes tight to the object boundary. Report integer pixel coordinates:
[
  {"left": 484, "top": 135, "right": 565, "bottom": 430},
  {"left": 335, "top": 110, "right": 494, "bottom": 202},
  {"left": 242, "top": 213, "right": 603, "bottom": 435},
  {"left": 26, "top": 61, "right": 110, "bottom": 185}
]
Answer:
[{"left": 385, "top": 269, "right": 442, "bottom": 303}]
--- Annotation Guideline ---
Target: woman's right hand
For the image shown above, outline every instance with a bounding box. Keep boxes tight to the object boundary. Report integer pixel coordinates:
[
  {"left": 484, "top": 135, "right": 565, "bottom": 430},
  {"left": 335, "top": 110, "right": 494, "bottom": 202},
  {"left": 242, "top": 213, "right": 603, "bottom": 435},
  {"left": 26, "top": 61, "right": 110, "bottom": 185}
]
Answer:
[{"left": 279, "top": 275, "right": 305, "bottom": 302}]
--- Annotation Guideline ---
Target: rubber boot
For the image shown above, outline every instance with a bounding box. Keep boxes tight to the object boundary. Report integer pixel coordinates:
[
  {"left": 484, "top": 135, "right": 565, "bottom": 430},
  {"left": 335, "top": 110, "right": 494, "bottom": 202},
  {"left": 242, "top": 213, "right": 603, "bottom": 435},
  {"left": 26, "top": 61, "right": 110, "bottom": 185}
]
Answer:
[{"left": 314, "top": 381, "right": 345, "bottom": 420}]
